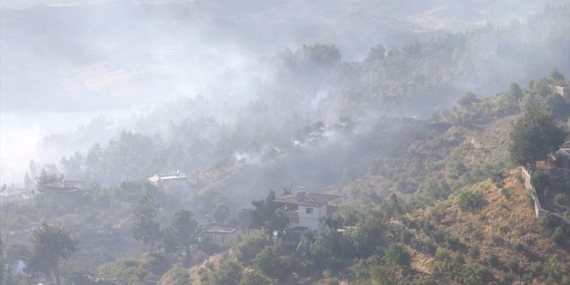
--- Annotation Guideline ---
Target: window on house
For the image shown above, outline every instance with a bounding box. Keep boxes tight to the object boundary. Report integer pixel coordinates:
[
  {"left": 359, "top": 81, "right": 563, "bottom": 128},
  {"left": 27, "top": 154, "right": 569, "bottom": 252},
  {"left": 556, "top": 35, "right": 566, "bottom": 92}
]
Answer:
[{"left": 305, "top": 207, "right": 313, "bottom": 214}]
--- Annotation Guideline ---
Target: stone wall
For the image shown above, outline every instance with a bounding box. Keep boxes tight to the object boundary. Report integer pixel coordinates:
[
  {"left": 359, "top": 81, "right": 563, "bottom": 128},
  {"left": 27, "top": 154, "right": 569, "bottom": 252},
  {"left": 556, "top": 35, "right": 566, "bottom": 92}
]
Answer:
[{"left": 521, "top": 167, "right": 569, "bottom": 224}]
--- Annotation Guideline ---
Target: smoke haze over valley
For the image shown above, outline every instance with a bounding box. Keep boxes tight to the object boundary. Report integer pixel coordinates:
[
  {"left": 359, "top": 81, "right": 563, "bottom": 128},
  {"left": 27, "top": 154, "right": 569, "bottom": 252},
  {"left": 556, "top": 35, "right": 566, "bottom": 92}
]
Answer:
[
  {"left": 1, "top": 2, "right": 570, "bottom": 284},
  {"left": 2, "top": 0, "right": 569, "bottom": 186}
]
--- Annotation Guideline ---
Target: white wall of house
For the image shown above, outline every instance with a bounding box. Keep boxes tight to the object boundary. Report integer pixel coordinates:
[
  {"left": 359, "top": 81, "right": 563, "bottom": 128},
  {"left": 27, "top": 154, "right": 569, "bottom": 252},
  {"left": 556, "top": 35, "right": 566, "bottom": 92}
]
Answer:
[{"left": 296, "top": 205, "right": 329, "bottom": 231}]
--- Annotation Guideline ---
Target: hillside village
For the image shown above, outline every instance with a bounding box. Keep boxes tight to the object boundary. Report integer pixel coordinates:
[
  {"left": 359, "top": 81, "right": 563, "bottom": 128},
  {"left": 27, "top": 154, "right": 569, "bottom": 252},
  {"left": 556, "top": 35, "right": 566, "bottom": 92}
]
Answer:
[
  {"left": 1, "top": 2, "right": 570, "bottom": 284},
  {"left": 1, "top": 71, "right": 569, "bottom": 285}
]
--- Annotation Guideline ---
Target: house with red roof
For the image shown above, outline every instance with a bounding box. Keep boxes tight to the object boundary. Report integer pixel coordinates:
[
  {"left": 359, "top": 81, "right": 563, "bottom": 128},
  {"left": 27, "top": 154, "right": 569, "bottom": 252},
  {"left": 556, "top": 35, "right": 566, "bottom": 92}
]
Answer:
[{"left": 274, "top": 190, "right": 341, "bottom": 231}]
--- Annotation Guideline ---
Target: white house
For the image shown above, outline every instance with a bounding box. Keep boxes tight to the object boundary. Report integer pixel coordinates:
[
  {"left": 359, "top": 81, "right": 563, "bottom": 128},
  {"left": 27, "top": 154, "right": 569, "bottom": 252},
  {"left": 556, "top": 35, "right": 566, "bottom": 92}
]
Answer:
[
  {"left": 148, "top": 170, "right": 186, "bottom": 186},
  {"left": 274, "top": 191, "right": 341, "bottom": 232}
]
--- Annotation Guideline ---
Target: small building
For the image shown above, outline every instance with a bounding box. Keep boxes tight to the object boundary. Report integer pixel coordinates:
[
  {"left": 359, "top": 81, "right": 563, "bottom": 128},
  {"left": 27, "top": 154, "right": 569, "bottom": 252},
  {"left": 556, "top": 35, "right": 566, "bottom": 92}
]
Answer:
[
  {"left": 0, "top": 187, "right": 34, "bottom": 205},
  {"left": 43, "top": 178, "right": 85, "bottom": 191},
  {"left": 148, "top": 170, "right": 186, "bottom": 186},
  {"left": 551, "top": 84, "right": 570, "bottom": 103},
  {"left": 274, "top": 190, "right": 341, "bottom": 232},
  {"left": 200, "top": 223, "right": 242, "bottom": 246}
]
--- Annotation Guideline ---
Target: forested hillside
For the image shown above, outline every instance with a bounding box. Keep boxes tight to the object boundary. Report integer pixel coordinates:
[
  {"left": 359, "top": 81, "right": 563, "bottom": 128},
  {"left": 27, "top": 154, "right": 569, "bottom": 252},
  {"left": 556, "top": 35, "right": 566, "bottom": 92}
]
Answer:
[
  {"left": 3, "top": 69, "right": 569, "bottom": 284},
  {"left": 1, "top": 2, "right": 570, "bottom": 285},
  {"left": 3, "top": 4, "right": 568, "bottom": 180}
]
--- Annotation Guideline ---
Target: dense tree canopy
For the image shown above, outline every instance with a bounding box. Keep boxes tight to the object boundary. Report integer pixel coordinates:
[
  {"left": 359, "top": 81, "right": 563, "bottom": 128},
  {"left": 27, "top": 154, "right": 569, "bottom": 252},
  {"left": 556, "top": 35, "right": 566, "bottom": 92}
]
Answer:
[
  {"left": 26, "top": 222, "right": 78, "bottom": 285},
  {"left": 509, "top": 108, "right": 566, "bottom": 170},
  {"left": 163, "top": 209, "right": 198, "bottom": 258}
]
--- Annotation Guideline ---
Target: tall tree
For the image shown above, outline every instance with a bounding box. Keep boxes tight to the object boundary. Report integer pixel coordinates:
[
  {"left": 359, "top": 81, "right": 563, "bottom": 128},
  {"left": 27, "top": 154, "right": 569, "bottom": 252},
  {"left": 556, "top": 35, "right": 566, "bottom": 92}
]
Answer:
[
  {"left": 238, "top": 208, "right": 254, "bottom": 232},
  {"left": 549, "top": 68, "right": 566, "bottom": 84},
  {"left": 25, "top": 222, "right": 77, "bottom": 285},
  {"left": 163, "top": 210, "right": 198, "bottom": 258},
  {"left": 213, "top": 204, "right": 231, "bottom": 225},
  {"left": 509, "top": 108, "right": 566, "bottom": 170},
  {"left": 133, "top": 192, "right": 161, "bottom": 252},
  {"left": 508, "top": 83, "right": 524, "bottom": 101},
  {"left": 250, "top": 190, "right": 287, "bottom": 234},
  {"left": 458, "top": 91, "right": 480, "bottom": 108},
  {"left": 35, "top": 169, "right": 58, "bottom": 192}
]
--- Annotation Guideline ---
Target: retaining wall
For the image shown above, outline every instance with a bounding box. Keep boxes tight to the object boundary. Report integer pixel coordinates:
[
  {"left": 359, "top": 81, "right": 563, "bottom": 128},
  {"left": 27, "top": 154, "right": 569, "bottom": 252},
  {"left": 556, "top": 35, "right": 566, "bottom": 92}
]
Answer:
[{"left": 521, "top": 167, "right": 569, "bottom": 224}]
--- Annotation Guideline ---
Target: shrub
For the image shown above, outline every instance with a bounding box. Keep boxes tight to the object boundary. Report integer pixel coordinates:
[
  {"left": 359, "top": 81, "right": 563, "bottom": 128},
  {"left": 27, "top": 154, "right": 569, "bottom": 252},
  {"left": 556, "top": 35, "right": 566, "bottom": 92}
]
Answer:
[
  {"left": 487, "top": 254, "right": 500, "bottom": 267},
  {"left": 539, "top": 212, "right": 559, "bottom": 229},
  {"left": 239, "top": 270, "right": 274, "bottom": 285},
  {"left": 552, "top": 227, "right": 567, "bottom": 246},
  {"left": 198, "top": 267, "right": 209, "bottom": 282},
  {"left": 500, "top": 271, "right": 515, "bottom": 284},
  {"left": 462, "top": 264, "right": 493, "bottom": 285},
  {"left": 468, "top": 246, "right": 480, "bottom": 258},
  {"left": 457, "top": 190, "right": 485, "bottom": 212},
  {"left": 531, "top": 171, "right": 551, "bottom": 192},
  {"left": 253, "top": 248, "right": 288, "bottom": 281},
  {"left": 506, "top": 256, "right": 519, "bottom": 273},
  {"left": 490, "top": 234, "right": 503, "bottom": 246},
  {"left": 159, "top": 266, "right": 190, "bottom": 285},
  {"left": 514, "top": 242, "right": 525, "bottom": 252},
  {"left": 235, "top": 230, "right": 270, "bottom": 265},
  {"left": 554, "top": 193, "right": 567, "bottom": 208},
  {"left": 213, "top": 260, "right": 242, "bottom": 285},
  {"left": 516, "top": 172, "right": 524, "bottom": 184}
]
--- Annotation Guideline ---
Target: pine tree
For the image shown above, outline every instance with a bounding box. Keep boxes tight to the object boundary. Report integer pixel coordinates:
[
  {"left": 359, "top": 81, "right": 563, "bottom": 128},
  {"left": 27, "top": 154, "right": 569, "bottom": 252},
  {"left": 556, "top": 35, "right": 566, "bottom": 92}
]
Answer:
[
  {"left": 133, "top": 192, "right": 161, "bottom": 252},
  {"left": 163, "top": 210, "right": 198, "bottom": 258},
  {"left": 25, "top": 222, "right": 77, "bottom": 285},
  {"left": 509, "top": 108, "right": 566, "bottom": 170}
]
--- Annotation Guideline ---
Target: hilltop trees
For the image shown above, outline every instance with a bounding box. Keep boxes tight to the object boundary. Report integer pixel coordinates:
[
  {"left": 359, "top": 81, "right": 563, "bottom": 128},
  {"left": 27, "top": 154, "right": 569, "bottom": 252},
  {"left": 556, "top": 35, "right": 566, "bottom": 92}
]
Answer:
[
  {"left": 458, "top": 92, "right": 480, "bottom": 108},
  {"left": 549, "top": 68, "right": 566, "bottom": 85},
  {"left": 35, "top": 169, "right": 59, "bottom": 192},
  {"left": 26, "top": 222, "right": 78, "bottom": 285},
  {"left": 509, "top": 108, "right": 566, "bottom": 170}
]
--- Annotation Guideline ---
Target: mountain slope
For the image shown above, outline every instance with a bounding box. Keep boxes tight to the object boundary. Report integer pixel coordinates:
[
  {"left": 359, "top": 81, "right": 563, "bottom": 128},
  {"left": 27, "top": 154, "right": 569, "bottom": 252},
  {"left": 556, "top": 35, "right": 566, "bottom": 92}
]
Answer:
[{"left": 403, "top": 172, "right": 569, "bottom": 284}]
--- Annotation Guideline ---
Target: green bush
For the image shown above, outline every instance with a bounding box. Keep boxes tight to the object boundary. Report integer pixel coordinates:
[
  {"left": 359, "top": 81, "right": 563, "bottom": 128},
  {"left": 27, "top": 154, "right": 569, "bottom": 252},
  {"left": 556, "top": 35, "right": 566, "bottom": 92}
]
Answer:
[
  {"left": 235, "top": 231, "right": 270, "bottom": 265},
  {"left": 462, "top": 264, "right": 493, "bottom": 285},
  {"left": 253, "top": 248, "right": 288, "bottom": 281},
  {"left": 531, "top": 171, "right": 551, "bottom": 192},
  {"left": 468, "top": 246, "right": 480, "bottom": 258},
  {"left": 552, "top": 227, "right": 567, "bottom": 246},
  {"left": 239, "top": 270, "right": 275, "bottom": 285},
  {"left": 158, "top": 266, "right": 189, "bottom": 285},
  {"left": 213, "top": 259, "right": 242, "bottom": 285},
  {"left": 506, "top": 256, "right": 519, "bottom": 273},
  {"left": 487, "top": 254, "right": 500, "bottom": 267},
  {"left": 539, "top": 212, "right": 559, "bottom": 229},
  {"left": 457, "top": 190, "right": 485, "bottom": 212}
]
